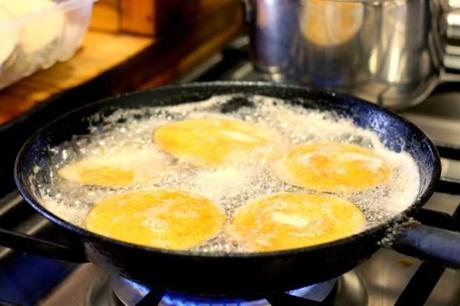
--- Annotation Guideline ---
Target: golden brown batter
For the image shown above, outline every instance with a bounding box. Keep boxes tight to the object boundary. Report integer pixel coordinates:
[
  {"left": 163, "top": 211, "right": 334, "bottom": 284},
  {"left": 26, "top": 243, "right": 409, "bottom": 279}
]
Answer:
[
  {"left": 154, "top": 118, "right": 270, "bottom": 167},
  {"left": 86, "top": 189, "right": 225, "bottom": 250},
  {"left": 275, "top": 142, "right": 391, "bottom": 192},
  {"left": 228, "top": 193, "right": 366, "bottom": 252}
]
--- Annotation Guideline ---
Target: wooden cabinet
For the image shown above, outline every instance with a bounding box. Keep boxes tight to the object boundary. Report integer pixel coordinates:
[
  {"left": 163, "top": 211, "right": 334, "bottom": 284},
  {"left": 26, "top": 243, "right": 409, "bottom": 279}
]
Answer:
[{"left": 91, "top": 0, "right": 240, "bottom": 36}]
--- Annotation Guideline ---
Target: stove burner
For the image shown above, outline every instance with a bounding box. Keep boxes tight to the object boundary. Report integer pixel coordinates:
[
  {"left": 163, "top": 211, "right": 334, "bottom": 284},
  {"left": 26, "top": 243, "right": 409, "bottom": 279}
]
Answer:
[
  {"left": 112, "top": 278, "right": 336, "bottom": 306},
  {"left": 86, "top": 270, "right": 367, "bottom": 306}
]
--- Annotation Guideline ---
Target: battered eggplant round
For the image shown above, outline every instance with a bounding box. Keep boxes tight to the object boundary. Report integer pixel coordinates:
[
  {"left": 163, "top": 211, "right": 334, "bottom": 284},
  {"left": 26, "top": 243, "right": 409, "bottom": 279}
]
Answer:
[
  {"left": 274, "top": 142, "right": 391, "bottom": 192},
  {"left": 86, "top": 189, "right": 226, "bottom": 250},
  {"left": 228, "top": 192, "right": 366, "bottom": 252},
  {"left": 153, "top": 118, "right": 270, "bottom": 167}
]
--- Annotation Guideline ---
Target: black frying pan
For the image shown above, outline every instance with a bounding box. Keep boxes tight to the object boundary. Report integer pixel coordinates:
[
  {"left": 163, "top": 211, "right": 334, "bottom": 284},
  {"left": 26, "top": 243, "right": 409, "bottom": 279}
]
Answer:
[{"left": 1, "top": 82, "right": 460, "bottom": 298}]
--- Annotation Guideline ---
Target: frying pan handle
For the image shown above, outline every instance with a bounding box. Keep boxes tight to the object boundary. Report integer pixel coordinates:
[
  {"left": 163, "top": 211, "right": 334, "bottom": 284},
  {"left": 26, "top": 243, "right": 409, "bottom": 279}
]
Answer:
[
  {"left": 0, "top": 228, "right": 88, "bottom": 263},
  {"left": 392, "top": 224, "right": 460, "bottom": 269}
]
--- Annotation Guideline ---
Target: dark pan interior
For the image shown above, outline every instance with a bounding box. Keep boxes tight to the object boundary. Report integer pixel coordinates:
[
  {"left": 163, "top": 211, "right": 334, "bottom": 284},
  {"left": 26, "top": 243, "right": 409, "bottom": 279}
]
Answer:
[{"left": 14, "top": 81, "right": 441, "bottom": 296}]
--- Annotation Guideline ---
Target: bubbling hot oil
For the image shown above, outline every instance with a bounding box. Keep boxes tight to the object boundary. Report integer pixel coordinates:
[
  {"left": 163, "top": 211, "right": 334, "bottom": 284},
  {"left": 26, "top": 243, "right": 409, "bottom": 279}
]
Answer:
[{"left": 35, "top": 95, "right": 420, "bottom": 253}]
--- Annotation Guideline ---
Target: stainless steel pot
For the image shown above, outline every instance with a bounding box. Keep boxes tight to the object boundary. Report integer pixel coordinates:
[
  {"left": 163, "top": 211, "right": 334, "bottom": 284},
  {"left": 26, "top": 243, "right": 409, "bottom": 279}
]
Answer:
[{"left": 243, "top": 0, "right": 460, "bottom": 109}]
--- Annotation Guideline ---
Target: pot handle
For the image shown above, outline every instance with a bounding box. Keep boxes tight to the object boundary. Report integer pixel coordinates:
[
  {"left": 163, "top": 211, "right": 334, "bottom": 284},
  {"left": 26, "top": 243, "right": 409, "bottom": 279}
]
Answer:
[
  {"left": 392, "top": 223, "right": 460, "bottom": 269},
  {"left": 0, "top": 228, "right": 88, "bottom": 263},
  {"left": 240, "top": 0, "right": 252, "bottom": 23},
  {"left": 446, "top": 0, "right": 460, "bottom": 41},
  {"left": 444, "top": 1, "right": 460, "bottom": 73}
]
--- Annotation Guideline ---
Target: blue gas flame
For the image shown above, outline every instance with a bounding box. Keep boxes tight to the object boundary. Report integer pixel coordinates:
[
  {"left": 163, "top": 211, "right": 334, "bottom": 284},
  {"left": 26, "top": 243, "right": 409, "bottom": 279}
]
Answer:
[
  {"left": 160, "top": 286, "right": 316, "bottom": 306},
  {"left": 161, "top": 293, "right": 268, "bottom": 306}
]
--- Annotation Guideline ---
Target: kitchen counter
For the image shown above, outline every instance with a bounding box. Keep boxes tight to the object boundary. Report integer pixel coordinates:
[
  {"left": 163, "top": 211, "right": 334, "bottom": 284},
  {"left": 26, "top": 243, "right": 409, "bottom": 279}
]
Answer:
[
  {"left": 0, "top": 0, "right": 242, "bottom": 126},
  {"left": 0, "top": 31, "right": 154, "bottom": 125}
]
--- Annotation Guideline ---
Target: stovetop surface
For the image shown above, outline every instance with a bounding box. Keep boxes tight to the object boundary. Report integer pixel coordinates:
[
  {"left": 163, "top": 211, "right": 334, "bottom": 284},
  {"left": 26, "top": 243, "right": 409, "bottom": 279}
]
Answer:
[{"left": 1, "top": 37, "right": 459, "bottom": 306}]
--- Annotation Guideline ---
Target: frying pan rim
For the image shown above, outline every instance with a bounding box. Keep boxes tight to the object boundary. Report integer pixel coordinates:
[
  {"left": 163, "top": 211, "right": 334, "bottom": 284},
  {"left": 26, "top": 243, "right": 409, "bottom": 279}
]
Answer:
[{"left": 14, "top": 81, "right": 441, "bottom": 259}]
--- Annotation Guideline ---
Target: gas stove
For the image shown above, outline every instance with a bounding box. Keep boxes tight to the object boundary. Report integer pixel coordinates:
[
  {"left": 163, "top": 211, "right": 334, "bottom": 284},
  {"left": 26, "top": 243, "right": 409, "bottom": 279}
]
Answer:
[{"left": 0, "top": 38, "right": 459, "bottom": 306}]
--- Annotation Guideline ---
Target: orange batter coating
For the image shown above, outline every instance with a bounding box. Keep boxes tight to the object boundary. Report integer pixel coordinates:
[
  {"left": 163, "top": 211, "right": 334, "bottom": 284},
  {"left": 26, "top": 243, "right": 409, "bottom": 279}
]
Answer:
[
  {"left": 153, "top": 118, "right": 270, "bottom": 167},
  {"left": 58, "top": 149, "right": 168, "bottom": 187},
  {"left": 59, "top": 164, "right": 134, "bottom": 187},
  {"left": 86, "top": 189, "right": 225, "bottom": 250},
  {"left": 275, "top": 142, "right": 391, "bottom": 192},
  {"left": 228, "top": 193, "right": 366, "bottom": 252}
]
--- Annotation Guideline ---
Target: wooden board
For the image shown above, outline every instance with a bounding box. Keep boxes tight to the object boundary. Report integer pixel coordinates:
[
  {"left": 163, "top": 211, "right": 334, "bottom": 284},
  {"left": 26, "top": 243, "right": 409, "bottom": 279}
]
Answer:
[
  {"left": 0, "top": 0, "right": 242, "bottom": 126},
  {"left": 0, "top": 32, "right": 154, "bottom": 125}
]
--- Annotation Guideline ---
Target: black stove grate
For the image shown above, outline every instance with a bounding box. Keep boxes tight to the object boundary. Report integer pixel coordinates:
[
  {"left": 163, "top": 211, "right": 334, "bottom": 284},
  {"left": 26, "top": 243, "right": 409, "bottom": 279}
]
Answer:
[{"left": 394, "top": 204, "right": 460, "bottom": 306}]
